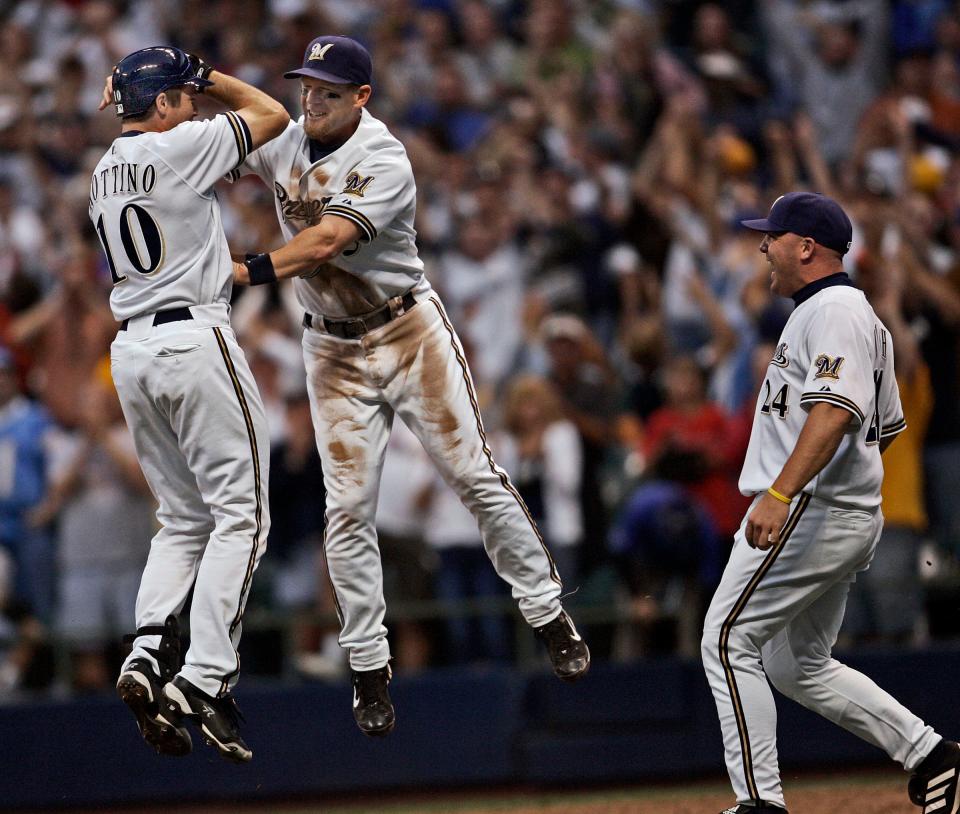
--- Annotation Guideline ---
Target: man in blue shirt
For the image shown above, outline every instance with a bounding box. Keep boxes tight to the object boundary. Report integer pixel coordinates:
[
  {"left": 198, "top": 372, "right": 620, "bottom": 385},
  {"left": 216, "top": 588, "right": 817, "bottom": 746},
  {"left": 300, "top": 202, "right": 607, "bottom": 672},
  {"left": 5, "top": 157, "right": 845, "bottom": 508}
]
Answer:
[{"left": 0, "top": 346, "right": 55, "bottom": 622}]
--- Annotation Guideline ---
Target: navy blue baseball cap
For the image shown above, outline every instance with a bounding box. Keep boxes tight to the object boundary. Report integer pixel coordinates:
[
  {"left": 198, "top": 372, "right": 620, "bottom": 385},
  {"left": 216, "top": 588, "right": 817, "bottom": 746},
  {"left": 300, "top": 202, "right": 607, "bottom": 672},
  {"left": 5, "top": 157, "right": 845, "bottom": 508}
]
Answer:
[
  {"left": 283, "top": 36, "right": 372, "bottom": 85},
  {"left": 741, "top": 192, "right": 853, "bottom": 255}
]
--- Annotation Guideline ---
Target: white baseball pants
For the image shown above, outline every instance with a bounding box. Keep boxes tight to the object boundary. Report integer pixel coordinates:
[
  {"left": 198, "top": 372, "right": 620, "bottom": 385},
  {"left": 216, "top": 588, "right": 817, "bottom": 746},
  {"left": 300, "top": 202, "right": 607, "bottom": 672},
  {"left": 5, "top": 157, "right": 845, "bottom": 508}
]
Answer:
[
  {"left": 302, "top": 294, "right": 562, "bottom": 671},
  {"left": 111, "top": 303, "right": 270, "bottom": 697},
  {"left": 702, "top": 493, "right": 940, "bottom": 808}
]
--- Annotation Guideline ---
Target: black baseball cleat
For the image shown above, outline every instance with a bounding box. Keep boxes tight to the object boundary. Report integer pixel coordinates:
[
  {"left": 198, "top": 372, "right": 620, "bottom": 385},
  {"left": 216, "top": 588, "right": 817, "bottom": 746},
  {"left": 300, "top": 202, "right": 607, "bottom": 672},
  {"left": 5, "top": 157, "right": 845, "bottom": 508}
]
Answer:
[
  {"left": 719, "top": 804, "right": 788, "bottom": 813},
  {"left": 162, "top": 676, "right": 252, "bottom": 763},
  {"left": 909, "top": 739, "right": 960, "bottom": 813},
  {"left": 116, "top": 659, "right": 192, "bottom": 756},
  {"left": 534, "top": 609, "right": 590, "bottom": 682},
  {"left": 351, "top": 664, "right": 395, "bottom": 737},
  {"left": 117, "top": 614, "right": 191, "bottom": 756}
]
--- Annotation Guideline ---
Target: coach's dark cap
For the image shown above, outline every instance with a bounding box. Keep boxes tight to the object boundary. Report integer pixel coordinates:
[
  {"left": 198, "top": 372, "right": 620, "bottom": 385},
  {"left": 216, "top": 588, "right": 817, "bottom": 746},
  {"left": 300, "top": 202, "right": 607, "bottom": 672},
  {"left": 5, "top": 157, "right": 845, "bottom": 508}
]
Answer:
[
  {"left": 741, "top": 192, "right": 853, "bottom": 255},
  {"left": 283, "top": 36, "right": 372, "bottom": 85}
]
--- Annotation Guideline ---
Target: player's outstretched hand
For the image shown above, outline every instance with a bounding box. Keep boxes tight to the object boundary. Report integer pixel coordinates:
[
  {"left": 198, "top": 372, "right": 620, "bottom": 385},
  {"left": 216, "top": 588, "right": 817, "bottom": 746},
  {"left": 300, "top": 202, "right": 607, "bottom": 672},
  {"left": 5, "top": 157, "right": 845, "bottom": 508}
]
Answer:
[{"left": 745, "top": 493, "right": 790, "bottom": 550}]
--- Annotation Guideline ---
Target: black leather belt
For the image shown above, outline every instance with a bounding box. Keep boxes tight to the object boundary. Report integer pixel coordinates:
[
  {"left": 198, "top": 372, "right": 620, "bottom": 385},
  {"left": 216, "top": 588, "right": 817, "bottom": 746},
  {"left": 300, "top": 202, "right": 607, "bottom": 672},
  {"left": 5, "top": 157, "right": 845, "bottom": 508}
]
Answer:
[
  {"left": 303, "top": 291, "right": 418, "bottom": 339},
  {"left": 119, "top": 307, "right": 193, "bottom": 331}
]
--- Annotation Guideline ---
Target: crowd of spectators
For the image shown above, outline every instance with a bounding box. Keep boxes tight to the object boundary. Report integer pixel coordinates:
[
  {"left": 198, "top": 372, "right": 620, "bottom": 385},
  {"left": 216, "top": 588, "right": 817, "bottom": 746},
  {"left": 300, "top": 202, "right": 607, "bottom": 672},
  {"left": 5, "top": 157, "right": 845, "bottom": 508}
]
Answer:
[{"left": 1, "top": 0, "right": 960, "bottom": 696}]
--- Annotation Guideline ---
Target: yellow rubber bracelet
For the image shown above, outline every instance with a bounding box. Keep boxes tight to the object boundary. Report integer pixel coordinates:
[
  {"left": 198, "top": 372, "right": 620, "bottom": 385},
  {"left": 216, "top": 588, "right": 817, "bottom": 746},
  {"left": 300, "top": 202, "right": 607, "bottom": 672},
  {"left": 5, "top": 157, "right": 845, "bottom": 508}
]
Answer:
[{"left": 767, "top": 487, "right": 792, "bottom": 505}]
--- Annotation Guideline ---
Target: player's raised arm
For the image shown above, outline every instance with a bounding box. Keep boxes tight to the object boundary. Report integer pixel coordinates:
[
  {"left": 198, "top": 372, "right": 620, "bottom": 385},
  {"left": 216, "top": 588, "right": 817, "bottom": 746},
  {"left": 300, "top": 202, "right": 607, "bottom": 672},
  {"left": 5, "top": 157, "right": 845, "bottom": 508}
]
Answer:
[
  {"left": 197, "top": 63, "right": 289, "bottom": 150},
  {"left": 98, "top": 53, "right": 288, "bottom": 150}
]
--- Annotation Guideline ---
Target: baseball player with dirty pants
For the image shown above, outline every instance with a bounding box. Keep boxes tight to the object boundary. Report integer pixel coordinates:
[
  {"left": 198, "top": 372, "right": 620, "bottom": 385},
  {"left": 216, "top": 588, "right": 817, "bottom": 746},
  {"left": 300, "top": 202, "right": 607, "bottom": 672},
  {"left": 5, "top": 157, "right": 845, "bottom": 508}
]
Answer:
[
  {"left": 91, "top": 48, "right": 288, "bottom": 762},
  {"left": 700, "top": 192, "right": 960, "bottom": 814},
  {"left": 230, "top": 35, "right": 589, "bottom": 737}
]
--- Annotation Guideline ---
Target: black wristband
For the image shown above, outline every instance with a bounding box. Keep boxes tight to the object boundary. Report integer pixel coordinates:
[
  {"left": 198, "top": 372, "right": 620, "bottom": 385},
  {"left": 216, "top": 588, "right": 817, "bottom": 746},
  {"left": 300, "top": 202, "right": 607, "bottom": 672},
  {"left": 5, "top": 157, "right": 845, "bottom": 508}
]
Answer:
[{"left": 245, "top": 253, "right": 277, "bottom": 286}]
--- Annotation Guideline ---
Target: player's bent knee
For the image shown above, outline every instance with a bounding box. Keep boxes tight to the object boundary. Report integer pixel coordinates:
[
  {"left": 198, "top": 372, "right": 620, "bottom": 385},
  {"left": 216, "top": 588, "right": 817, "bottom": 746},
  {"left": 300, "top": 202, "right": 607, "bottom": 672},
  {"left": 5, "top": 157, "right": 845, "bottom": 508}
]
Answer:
[
  {"left": 762, "top": 648, "right": 804, "bottom": 699},
  {"left": 700, "top": 627, "right": 721, "bottom": 666},
  {"left": 702, "top": 624, "right": 768, "bottom": 671}
]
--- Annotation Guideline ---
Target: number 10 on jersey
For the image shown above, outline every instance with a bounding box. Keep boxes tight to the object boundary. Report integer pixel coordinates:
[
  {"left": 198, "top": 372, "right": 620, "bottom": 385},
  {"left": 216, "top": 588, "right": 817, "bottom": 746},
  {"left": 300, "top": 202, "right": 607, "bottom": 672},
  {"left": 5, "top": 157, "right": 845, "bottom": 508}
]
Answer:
[{"left": 94, "top": 204, "right": 165, "bottom": 284}]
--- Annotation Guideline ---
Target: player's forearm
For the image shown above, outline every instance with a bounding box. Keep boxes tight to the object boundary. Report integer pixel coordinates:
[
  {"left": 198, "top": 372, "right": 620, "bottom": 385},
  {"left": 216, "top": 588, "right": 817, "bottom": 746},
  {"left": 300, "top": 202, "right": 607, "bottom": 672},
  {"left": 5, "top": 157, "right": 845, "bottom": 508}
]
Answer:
[
  {"left": 204, "top": 71, "right": 281, "bottom": 117},
  {"left": 238, "top": 214, "right": 366, "bottom": 286},
  {"left": 233, "top": 238, "right": 339, "bottom": 285},
  {"left": 270, "top": 228, "right": 342, "bottom": 278},
  {"left": 203, "top": 70, "right": 289, "bottom": 147},
  {"left": 770, "top": 402, "right": 851, "bottom": 498}
]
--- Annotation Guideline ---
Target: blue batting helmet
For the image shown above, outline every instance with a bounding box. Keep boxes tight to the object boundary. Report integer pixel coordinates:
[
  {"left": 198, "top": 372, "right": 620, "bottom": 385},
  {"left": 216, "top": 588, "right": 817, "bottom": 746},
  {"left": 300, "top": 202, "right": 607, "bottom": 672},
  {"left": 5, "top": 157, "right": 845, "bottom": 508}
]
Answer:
[{"left": 112, "top": 46, "right": 213, "bottom": 118}]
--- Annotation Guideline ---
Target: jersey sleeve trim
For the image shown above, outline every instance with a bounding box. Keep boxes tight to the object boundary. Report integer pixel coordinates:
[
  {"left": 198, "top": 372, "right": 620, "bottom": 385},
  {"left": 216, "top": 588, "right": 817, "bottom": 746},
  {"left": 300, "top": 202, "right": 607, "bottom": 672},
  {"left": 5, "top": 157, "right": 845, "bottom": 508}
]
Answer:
[
  {"left": 224, "top": 112, "right": 253, "bottom": 168},
  {"left": 880, "top": 417, "right": 907, "bottom": 437},
  {"left": 322, "top": 205, "right": 377, "bottom": 242},
  {"left": 799, "top": 392, "right": 866, "bottom": 425}
]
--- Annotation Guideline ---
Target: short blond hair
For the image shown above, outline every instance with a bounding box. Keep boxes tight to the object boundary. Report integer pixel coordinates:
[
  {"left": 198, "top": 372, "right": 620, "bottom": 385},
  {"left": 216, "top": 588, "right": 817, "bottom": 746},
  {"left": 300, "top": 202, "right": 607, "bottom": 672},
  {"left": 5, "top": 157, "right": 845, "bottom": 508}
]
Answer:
[{"left": 502, "top": 374, "right": 565, "bottom": 433}]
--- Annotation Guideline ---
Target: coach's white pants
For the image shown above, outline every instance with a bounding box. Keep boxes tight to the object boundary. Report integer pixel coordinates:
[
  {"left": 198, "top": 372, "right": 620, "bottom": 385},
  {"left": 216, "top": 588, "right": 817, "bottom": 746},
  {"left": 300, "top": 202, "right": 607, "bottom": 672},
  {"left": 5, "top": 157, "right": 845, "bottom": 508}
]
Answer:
[
  {"left": 702, "top": 493, "right": 939, "bottom": 809},
  {"left": 112, "top": 304, "right": 270, "bottom": 697},
  {"left": 303, "top": 294, "right": 562, "bottom": 671}
]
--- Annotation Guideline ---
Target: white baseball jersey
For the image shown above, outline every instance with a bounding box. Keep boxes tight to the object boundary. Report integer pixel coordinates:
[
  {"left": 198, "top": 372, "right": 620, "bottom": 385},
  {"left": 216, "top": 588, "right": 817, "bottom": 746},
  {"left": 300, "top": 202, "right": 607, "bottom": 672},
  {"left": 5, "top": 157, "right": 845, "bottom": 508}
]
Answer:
[
  {"left": 232, "top": 109, "right": 428, "bottom": 318},
  {"left": 89, "top": 111, "right": 252, "bottom": 320},
  {"left": 739, "top": 283, "right": 905, "bottom": 507}
]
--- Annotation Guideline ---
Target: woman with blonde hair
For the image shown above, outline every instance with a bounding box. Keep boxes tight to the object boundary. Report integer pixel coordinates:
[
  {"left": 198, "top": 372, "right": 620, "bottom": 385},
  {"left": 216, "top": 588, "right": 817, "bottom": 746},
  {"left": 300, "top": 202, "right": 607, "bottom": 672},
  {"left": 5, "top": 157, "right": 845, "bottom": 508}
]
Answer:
[{"left": 499, "top": 374, "right": 584, "bottom": 587}]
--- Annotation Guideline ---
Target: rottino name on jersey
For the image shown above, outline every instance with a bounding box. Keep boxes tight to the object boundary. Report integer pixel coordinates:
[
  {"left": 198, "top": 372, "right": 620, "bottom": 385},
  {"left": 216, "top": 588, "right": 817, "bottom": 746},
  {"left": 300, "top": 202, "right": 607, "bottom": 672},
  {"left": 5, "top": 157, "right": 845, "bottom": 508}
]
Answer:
[{"left": 90, "top": 162, "right": 158, "bottom": 202}]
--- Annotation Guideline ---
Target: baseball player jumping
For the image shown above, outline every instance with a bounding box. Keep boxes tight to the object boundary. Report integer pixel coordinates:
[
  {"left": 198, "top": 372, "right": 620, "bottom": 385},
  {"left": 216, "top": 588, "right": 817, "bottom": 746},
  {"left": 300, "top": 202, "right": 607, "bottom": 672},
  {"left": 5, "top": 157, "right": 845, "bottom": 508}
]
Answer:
[
  {"left": 91, "top": 47, "right": 288, "bottom": 761},
  {"left": 229, "top": 35, "right": 589, "bottom": 737},
  {"left": 701, "top": 192, "right": 960, "bottom": 814}
]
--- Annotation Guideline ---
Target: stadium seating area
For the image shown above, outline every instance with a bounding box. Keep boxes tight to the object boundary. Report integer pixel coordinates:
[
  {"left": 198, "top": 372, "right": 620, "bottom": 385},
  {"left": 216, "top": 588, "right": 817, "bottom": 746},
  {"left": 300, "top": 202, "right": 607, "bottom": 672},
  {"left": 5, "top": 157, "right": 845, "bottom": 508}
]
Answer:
[{"left": 0, "top": 0, "right": 958, "bottom": 699}]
